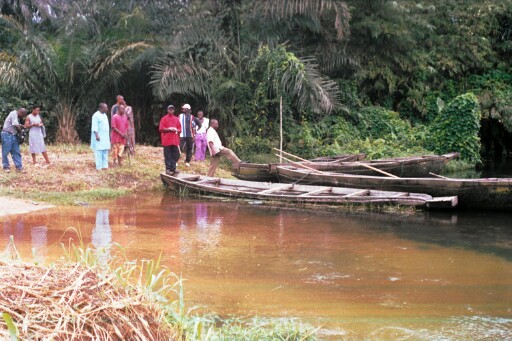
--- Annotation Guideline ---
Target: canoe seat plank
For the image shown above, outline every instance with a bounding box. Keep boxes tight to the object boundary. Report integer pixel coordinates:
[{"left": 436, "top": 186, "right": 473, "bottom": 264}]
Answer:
[
  {"left": 391, "top": 192, "right": 410, "bottom": 197},
  {"left": 196, "top": 178, "right": 220, "bottom": 185},
  {"left": 298, "top": 187, "right": 332, "bottom": 197},
  {"left": 426, "top": 196, "right": 458, "bottom": 208},
  {"left": 258, "top": 184, "right": 294, "bottom": 194},
  {"left": 344, "top": 189, "right": 370, "bottom": 197},
  {"left": 177, "top": 175, "right": 200, "bottom": 181}
]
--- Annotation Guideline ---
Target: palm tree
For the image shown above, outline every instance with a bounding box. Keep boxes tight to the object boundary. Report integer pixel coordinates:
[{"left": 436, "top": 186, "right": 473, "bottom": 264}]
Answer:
[
  {"left": 150, "top": 0, "right": 347, "bottom": 137},
  {"left": 0, "top": 0, "right": 153, "bottom": 142}
]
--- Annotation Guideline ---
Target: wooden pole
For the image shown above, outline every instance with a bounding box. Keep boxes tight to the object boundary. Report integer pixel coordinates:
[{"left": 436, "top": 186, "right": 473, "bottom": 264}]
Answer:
[
  {"left": 274, "top": 148, "right": 398, "bottom": 178},
  {"left": 354, "top": 161, "right": 399, "bottom": 178},
  {"left": 274, "top": 154, "right": 325, "bottom": 174},
  {"left": 429, "top": 172, "right": 449, "bottom": 179},
  {"left": 273, "top": 148, "right": 311, "bottom": 163},
  {"left": 279, "top": 96, "right": 283, "bottom": 163}
]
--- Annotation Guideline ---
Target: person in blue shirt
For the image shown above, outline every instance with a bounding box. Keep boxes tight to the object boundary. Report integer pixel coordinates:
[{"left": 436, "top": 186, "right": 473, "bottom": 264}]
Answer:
[{"left": 91, "top": 103, "right": 111, "bottom": 170}]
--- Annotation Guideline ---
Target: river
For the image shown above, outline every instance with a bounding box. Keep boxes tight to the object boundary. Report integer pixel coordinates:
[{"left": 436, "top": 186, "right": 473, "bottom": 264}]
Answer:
[{"left": 1, "top": 192, "right": 511, "bottom": 339}]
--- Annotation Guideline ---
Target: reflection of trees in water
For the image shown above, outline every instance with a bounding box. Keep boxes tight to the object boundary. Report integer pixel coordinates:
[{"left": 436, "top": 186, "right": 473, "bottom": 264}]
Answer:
[
  {"left": 31, "top": 226, "right": 48, "bottom": 264},
  {"left": 357, "top": 211, "right": 512, "bottom": 261},
  {"left": 91, "top": 209, "right": 111, "bottom": 265}
]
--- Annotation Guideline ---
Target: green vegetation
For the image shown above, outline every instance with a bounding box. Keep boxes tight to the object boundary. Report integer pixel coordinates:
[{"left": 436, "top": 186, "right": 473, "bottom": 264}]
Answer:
[
  {"left": 429, "top": 93, "right": 482, "bottom": 164},
  {"left": 1, "top": 0, "right": 511, "bottom": 162}
]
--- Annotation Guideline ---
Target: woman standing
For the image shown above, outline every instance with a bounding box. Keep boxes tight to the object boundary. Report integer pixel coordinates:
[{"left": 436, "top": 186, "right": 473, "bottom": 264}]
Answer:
[{"left": 25, "top": 106, "right": 50, "bottom": 165}]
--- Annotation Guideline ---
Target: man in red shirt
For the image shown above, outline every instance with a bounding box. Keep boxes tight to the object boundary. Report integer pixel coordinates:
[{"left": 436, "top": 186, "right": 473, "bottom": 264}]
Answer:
[
  {"left": 159, "top": 105, "right": 182, "bottom": 175},
  {"left": 111, "top": 104, "right": 130, "bottom": 166}
]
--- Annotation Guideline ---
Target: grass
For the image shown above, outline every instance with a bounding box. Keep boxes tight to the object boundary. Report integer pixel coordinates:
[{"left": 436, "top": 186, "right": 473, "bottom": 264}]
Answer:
[
  {"left": 0, "top": 232, "right": 318, "bottom": 340},
  {"left": 0, "top": 143, "right": 235, "bottom": 205}
]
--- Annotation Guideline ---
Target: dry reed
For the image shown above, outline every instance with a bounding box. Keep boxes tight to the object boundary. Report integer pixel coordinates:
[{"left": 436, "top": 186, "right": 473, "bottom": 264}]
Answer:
[{"left": 0, "top": 260, "right": 176, "bottom": 340}]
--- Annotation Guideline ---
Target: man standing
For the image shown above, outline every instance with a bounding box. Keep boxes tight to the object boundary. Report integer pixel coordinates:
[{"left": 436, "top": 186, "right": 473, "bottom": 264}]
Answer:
[
  {"left": 194, "top": 110, "right": 209, "bottom": 162},
  {"left": 91, "top": 103, "right": 111, "bottom": 170},
  {"left": 206, "top": 119, "right": 241, "bottom": 177},
  {"left": 179, "top": 104, "right": 201, "bottom": 167},
  {"left": 111, "top": 104, "right": 129, "bottom": 166},
  {"left": 110, "top": 95, "right": 124, "bottom": 121},
  {"left": 159, "top": 105, "right": 181, "bottom": 175},
  {"left": 123, "top": 100, "right": 135, "bottom": 155},
  {"left": 1, "top": 107, "right": 27, "bottom": 173}
]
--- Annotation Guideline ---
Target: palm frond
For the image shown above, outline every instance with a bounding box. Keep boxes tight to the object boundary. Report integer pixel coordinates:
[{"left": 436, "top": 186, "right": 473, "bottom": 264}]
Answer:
[
  {"left": 258, "top": 0, "right": 351, "bottom": 39},
  {"left": 169, "top": 16, "right": 237, "bottom": 72},
  {"left": 0, "top": 14, "right": 58, "bottom": 93},
  {"left": 149, "top": 54, "right": 211, "bottom": 100},
  {"left": 279, "top": 55, "right": 341, "bottom": 113},
  {"left": 91, "top": 41, "right": 152, "bottom": 79}
]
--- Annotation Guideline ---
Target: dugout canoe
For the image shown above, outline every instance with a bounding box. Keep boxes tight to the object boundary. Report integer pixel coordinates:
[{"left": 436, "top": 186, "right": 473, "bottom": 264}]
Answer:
[
  {"left": 234, "top": 152, "right": 458, "bottom": 182},
  {"left": 275, "top": 165, "right": 512, "bottom": 210},
  {"left": 234, "top": 153, "right": 366, "bottom": 182},
  {"left": 161, "top": 173, "right": 458, "bottom": 209},
  {"left": 304, "top": 152, "right": 460, "bottom": 176}
]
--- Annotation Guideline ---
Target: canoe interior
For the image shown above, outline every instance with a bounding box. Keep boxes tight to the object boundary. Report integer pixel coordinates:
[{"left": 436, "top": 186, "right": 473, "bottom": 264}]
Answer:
[
  {"left": 235, "top": 152, "right": 460, "bottom": 181},
  {"left": 161, "top": 173, "right": 458, "bottom": 209}
]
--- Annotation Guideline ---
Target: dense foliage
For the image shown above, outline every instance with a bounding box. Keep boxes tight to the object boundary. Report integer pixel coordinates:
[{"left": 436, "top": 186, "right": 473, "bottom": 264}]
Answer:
[
  {"left": 429, "top": 93, "right": 481, "bottom": 163},
  {"left": 1, "top": 0, "right": 511, "bottom": 160}
]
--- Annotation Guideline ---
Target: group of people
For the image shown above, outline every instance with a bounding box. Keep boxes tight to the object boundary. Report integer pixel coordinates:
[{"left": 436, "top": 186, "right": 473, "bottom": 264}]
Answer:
[
  {"left": 90, "top": 95, "right": 135, "bottom": 170},
  {"left": 2, "top": 97, "right": 240, "bottom": 177},
  {"left": 159, "top": 103, "right": 241, "bottom": 177},
  {"left": 91, "top": 98, "right": 241, "bottom": 176},
  {"left": 2, "top": 106, "right": 50, "bottom": 172}
]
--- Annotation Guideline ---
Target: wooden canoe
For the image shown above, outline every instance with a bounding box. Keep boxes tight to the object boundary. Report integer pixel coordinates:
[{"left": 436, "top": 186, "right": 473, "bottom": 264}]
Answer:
[
  {"left": 234, "top": 153, "right": 366, "bottom": 182},
  {"left": 161, "top": 173, "right": 458, "bottom": 209},
  {"left": 304, "top": 152, "right": 460, "bottom": 176},
  {"left": 234, "top": 152, "right": 459, "bottom": 182},
  {"left": 275, "top": 165, "right": 512, "bottom": 210}
]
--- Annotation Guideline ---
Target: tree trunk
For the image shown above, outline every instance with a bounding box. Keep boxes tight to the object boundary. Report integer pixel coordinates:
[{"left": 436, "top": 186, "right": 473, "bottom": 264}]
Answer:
[{"left": 56, "top": 103, "right": 80, "bottom": 144}]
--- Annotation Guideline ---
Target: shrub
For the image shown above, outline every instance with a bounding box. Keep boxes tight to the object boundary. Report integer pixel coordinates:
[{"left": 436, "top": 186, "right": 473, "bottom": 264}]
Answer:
[
  {"left": 428, "top": 93, "right": 481, "bottom": 163},
  {"left": 230, "top": 136, "right": 273, "bottom": 162},
  {"left": 356, "top": 106, "right": 411, "bottom": 140}
]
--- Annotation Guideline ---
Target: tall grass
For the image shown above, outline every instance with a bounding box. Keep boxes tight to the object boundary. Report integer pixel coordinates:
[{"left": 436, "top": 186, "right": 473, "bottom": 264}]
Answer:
[{"left": 50, "top": 229, "right": 320, "bottom": 340}]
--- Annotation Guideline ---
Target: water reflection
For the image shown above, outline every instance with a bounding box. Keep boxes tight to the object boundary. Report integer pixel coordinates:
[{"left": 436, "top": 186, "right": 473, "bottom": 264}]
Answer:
[
  {"left": 2, "top": 219, "right": 25, "bottom": 242},
  {"left": 31, "top": 225, "right": 47, "bottom": 264},
  {"left": 0, "top": 194, "right": 510, "bottom": 339},
  {"left": 91, "top": 209, "right": 111, "bottom": 265},
  {"left": 178, "top": 203, "right": 224, "bottom": 256}
]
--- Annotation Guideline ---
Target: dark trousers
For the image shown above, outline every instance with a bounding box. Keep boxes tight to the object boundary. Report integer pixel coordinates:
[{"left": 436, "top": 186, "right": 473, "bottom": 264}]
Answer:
[
  {"left": 180, "top": 136, "right": 194, "bottom": 163},
  {"left": 163, "top": 145, "right": 180, "bottom": 172}
]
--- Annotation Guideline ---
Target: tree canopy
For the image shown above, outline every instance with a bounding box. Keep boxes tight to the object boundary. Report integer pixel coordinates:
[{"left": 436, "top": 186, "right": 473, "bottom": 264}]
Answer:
[{"left": 1, "top": 0, "right": 511, "bottom": 158}]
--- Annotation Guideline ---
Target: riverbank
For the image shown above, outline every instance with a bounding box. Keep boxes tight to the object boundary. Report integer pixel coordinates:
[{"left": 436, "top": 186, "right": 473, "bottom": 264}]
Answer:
[{"left": 0, "top": 144, "right": 234, "bottom": 206}]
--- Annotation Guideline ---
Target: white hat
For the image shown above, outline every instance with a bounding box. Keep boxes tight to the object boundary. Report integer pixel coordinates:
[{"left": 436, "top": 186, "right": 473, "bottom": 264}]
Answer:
[{"left": 182, "top": 104, "right": 191, "bottom": 110}]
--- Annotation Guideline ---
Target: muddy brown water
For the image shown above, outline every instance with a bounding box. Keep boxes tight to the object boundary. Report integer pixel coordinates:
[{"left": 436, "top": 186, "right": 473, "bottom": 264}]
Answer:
[{"left": 2, "top": 193, "right": 511, "bottom": 339}]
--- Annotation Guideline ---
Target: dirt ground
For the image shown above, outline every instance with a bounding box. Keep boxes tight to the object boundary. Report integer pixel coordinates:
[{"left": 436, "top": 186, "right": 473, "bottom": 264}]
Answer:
[
  {"left": 0, "top": 144, "right": 234, "bottom": 206},
  {"left": 0, "top": 196, "right": 54, "bottom": 217}
]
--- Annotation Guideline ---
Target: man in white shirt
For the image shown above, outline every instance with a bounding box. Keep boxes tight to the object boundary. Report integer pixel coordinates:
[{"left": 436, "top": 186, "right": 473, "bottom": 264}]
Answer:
[{"left": 206, "top": 119, "right": 241, "bottom": 177}]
